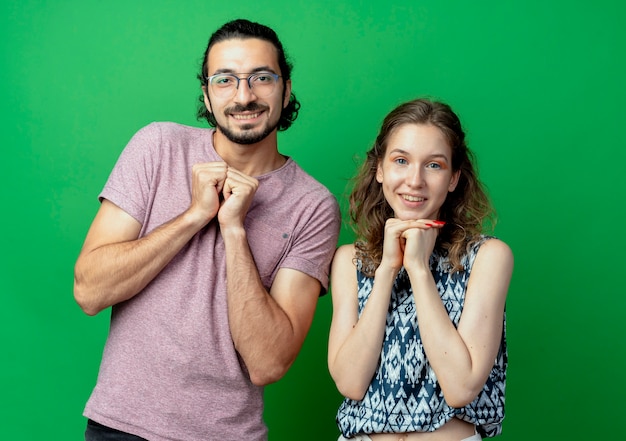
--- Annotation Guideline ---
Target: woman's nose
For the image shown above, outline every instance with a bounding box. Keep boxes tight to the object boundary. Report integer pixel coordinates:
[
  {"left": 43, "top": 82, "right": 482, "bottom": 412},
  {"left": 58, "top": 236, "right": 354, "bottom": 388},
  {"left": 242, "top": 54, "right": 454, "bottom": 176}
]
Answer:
[{"left": 406, "top": 167, "right": 424, "bottom": 187}]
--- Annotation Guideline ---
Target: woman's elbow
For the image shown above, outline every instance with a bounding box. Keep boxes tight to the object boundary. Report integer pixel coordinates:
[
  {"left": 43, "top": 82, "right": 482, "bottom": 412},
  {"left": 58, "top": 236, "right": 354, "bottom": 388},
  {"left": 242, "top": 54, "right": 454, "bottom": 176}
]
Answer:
[
  {"left": 443, "top": 385, "right": 481, "bottom": 409},
  {"left": 339, "top": 385, "right": 367, "bottom": 402},
  {"left": 331, "top": 373, "right": 368, "bottom": 401}
]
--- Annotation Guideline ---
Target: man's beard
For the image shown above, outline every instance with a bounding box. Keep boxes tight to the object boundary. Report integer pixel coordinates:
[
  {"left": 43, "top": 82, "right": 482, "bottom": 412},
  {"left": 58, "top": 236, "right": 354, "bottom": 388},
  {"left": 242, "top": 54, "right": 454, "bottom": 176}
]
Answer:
[{"left": 214, "top": 103, "right": 280, "bottom": 145}]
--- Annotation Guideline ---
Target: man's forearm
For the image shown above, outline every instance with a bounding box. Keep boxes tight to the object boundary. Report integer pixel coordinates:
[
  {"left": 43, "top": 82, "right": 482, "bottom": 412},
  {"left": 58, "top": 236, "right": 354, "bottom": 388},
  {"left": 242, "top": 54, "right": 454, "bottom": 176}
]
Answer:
[
  {"left": 74, "top": 210, "right": 208, "bottom": 315},
  {"left": 222, "top": 227, "right": 301, "bottom": 386}
]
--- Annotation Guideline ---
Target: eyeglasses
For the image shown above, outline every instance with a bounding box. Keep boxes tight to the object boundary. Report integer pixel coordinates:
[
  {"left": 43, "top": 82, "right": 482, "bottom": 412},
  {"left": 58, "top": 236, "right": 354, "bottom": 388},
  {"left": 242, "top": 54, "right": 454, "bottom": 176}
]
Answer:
[{"left": 206, "top": 72, "right": 282, "bottom": 98}]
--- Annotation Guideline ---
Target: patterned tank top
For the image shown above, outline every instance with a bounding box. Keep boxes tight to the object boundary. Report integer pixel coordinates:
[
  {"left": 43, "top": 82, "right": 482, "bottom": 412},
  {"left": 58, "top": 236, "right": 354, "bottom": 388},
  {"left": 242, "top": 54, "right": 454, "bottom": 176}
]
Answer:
[{"left": 336, "top": 236, "right": 507, "bottom": 438}]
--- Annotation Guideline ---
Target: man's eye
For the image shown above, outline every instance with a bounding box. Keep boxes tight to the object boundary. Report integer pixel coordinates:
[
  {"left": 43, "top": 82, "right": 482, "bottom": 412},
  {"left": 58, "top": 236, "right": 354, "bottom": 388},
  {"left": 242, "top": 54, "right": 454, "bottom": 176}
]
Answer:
[
  {"left": 254, "top": 74, "right": 273, "bottom": 83},
  {"left": 214, "top": 76, "right": 235, "bottom": 85}
]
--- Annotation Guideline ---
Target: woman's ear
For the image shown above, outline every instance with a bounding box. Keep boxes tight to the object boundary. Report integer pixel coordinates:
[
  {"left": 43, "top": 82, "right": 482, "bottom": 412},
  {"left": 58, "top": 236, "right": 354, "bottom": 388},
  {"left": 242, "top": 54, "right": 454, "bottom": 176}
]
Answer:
[
  {"left": 448, "top": 170, "right": 461, "bottom": 192},
  {"left": 376, "top": 162, "right": 383, "bottom": 184}
]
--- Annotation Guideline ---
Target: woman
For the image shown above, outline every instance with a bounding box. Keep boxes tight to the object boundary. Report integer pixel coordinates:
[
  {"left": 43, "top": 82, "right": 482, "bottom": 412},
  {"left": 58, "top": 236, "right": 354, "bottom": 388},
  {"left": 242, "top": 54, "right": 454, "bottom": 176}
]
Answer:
[{"left": 328, "top": 98, "right": 513, "bottom": 440}]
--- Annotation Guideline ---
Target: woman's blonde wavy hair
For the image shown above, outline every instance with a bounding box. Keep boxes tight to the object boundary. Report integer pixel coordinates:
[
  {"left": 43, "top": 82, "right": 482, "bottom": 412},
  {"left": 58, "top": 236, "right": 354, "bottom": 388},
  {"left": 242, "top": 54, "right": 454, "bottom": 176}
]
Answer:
[{"left": 350, "top": 98, "right": 495, "bottom": 276}]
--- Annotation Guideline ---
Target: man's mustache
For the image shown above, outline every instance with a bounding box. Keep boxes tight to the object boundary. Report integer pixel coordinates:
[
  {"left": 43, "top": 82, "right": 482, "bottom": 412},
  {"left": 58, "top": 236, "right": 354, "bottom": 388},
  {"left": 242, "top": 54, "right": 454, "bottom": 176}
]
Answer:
[{"left": 225, "top": 103, "right": 267, "bottom": 114}]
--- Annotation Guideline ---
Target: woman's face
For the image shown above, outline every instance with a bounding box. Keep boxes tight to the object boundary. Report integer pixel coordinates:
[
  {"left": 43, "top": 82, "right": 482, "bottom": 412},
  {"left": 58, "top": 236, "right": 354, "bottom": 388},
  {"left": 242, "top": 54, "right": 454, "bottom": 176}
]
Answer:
[{"left": 376, "top": 123, "right": 460, "bottom": 221}]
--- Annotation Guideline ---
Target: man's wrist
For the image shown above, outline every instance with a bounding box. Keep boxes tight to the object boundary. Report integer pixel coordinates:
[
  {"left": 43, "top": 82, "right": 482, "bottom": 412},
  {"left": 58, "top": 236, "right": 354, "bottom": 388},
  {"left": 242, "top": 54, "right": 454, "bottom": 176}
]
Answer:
[{"left": 219, "top": 224, "right": 247, "bottom": 241}]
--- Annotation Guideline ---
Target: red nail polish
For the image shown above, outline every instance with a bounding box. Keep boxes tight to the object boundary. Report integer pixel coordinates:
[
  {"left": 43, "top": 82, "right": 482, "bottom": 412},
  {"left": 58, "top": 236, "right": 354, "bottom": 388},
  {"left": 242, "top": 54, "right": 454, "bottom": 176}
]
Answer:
[{"left": 433, "top": 220, "right": 446, "bottom": 225}]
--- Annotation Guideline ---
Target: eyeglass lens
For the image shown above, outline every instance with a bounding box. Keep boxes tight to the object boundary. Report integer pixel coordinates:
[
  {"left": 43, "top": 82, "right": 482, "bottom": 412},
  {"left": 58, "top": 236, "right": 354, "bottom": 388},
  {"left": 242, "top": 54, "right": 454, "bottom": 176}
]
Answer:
[{"left": 209, "top": 73, "right": 279, "bottom": 98}]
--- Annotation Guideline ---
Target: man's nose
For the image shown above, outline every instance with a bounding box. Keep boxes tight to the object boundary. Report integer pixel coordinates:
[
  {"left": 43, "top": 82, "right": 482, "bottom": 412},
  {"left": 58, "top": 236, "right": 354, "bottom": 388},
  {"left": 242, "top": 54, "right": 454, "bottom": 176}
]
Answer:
[{"left": 234, "top": 77, "right": 257, "bottom": 104}]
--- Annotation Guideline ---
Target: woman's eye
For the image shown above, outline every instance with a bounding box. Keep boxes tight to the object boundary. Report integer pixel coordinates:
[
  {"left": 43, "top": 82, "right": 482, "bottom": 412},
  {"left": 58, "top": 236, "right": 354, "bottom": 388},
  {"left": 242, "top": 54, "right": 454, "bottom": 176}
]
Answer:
[
  {"left": 427, "top": 162, "right": 442, "bottom": 169},
  {"left": 394, "top": 158, "right": 408, "bottom": 165}
]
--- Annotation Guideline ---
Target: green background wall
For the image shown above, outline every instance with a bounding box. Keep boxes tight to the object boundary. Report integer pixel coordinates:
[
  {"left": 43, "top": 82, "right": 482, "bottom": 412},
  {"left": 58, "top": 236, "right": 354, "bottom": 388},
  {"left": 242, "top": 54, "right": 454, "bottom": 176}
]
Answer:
[{"left": 1, "top": 0, "right": 624, "bottom": 439}]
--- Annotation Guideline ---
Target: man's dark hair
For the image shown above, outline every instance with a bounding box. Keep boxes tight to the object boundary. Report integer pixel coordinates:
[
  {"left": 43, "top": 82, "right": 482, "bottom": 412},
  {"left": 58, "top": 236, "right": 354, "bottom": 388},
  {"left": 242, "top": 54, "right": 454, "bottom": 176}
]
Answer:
[{"left": 196, "top": 19, "right": 300, "bottom": 131}]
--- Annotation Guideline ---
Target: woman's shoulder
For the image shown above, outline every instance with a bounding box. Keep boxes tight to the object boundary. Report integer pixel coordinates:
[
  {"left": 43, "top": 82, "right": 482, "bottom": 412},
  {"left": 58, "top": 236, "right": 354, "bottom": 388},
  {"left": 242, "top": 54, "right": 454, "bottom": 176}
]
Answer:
[
  {"left": 331, "top": 243, "right": 361, "bottom": 275},
  {"left": 330, "top": 243, "right": 359, "bottom": 294},
  {"left": 333, "top": 243, "right": 357, "bottom": 266},
  {"left": 474, "top": 236, "right": 514, "bottom": 270},
  {"left": 479, "top": 237, "right": 513, "bottom": 257}
]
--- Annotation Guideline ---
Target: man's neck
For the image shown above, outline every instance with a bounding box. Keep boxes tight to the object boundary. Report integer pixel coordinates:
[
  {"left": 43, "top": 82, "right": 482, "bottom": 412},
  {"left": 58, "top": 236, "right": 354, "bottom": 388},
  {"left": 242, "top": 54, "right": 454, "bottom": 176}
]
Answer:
[{"left": 212, "top": 130, "right": 286, "bottom": 176}]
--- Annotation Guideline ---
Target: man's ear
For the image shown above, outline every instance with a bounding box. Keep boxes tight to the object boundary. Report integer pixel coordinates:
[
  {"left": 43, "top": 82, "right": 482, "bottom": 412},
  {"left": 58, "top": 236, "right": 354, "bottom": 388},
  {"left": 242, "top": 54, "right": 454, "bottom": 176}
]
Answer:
[
  {"left": 283, "top": 79, "right": 292, "bottom": 109},
  {"left": 202, "top": 86, "right": 212, "bottom": 113}
]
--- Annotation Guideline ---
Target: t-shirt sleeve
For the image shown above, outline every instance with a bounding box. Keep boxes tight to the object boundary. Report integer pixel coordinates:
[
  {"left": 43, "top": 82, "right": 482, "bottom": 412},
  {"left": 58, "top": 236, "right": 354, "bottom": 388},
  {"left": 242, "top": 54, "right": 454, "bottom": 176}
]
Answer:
[
  {"left": 99, "top": 123, "right": 162, "bottom": 224},
  {"left": 280, "top": 191, "right": 341, "bottom": 294}
]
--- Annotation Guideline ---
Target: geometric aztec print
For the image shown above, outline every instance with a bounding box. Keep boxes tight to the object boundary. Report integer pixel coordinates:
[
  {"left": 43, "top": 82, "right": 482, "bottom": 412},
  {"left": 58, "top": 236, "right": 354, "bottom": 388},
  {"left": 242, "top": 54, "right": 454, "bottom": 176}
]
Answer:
[{"left": 336, "top": 236, "right": 507, "bottom": 438}]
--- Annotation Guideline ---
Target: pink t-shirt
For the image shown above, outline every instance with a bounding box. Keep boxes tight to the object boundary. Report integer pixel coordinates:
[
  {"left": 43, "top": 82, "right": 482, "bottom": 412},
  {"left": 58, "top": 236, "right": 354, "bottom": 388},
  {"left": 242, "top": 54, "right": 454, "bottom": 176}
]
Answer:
[{"left": 84, "top": 122, "right": 341, "bottom": 441}]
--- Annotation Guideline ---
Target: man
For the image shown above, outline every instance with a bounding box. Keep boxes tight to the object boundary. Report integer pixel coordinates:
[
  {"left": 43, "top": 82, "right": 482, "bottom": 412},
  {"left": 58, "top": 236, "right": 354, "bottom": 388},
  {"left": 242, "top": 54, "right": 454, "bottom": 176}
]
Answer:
[{"left": 74, "top": 19, "right": 340, "bottom": 441}]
